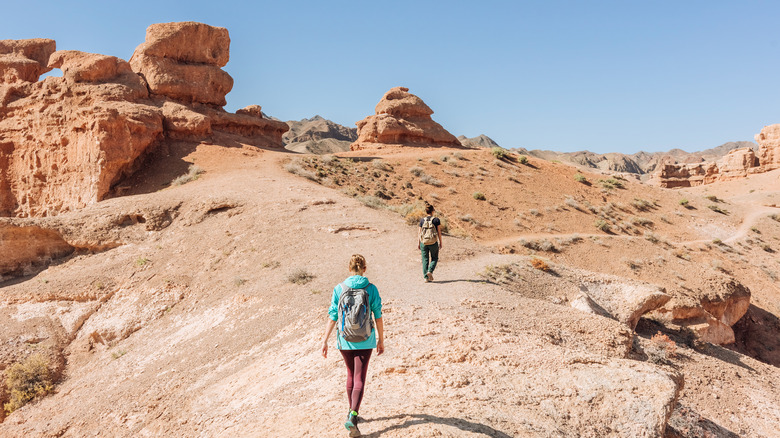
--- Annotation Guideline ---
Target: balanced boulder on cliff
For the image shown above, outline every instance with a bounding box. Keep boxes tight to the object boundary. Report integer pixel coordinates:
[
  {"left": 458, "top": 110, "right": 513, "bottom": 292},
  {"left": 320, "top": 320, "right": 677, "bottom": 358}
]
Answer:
[
  {"left": 0, "top": 22, "right": 286, "bottom": 218},
  {"left": 351, "top": 87, "right": 462, "bottom": 150}
]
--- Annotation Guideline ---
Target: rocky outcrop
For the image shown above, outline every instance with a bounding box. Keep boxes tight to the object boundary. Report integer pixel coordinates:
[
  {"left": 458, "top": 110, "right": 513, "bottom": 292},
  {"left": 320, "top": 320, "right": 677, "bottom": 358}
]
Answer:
[
  {"left": 0, "top": 22, "right": 287, "bottom": 218},
  {"left": 0, "top": 39, "right": 55, "bottom": 84},
  {"left": 575, "top": 276, "right": 671, "bottom": 330},
  {"left": 755, "top": 124, "right": 780, "bottom": 171},
  {"left": 0, "top": 224, "right": 74, "bottom": 279},
  {"left": 129, "top": 22, "right": 232, "bottom": 106},
  {"left": 351, "top": 87, "right": 462, "bottom": 150},
  {"left": 652, "top": 272, "right": 751, "bottom": 345},
  {"left": 653, "top": 162, "right": 719, "bottom": 188},
  {"left": 653, "top": 129, "right": 778, "bottom": 187}
]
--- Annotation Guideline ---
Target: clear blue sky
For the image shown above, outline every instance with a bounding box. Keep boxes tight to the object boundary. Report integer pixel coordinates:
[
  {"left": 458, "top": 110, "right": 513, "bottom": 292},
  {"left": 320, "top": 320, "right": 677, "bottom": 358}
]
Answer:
[{"left": 3, "top": 1, "right": 778, "bottom": 153}]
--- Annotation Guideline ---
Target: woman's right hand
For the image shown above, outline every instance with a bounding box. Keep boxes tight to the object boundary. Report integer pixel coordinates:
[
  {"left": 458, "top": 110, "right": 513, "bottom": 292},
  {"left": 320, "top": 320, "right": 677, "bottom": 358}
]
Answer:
[{"left": 321, "top": 340, "right": 328, "bottom": 358}]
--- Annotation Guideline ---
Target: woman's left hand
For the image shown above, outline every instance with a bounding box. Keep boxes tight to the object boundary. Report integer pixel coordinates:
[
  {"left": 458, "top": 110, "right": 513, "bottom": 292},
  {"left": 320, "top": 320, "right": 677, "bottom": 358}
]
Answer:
[
  {"left": 376, "top": 339, "right": 385, "bottom": 355},
  {"left": 321, "top": 340, "right": 328, "bottom": 358}
]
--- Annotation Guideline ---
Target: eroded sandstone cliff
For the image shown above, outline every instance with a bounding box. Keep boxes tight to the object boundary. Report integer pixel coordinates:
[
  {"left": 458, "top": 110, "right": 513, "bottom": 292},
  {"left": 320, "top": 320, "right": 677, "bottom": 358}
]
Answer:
[{"left": 0, "top": 22, "right": 287, "bottom": 218}]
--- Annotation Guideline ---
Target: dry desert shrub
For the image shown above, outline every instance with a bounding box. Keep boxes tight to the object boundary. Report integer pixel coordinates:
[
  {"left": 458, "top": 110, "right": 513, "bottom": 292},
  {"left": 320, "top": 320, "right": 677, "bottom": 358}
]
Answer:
[
  {"left": 171, "top": 164, "right": 204, "bottom": 186},
  {"left": 595, "top": 219, "right": 610, "bottom": 232},
  {"left": 287, "top": 269, "right": 315, "bottom": 285},
  {"left": 472, "top": 192, "right": 486, "bottom": 200},
  {"left": 530, "top": 257, "right": 549, "bottom": 271},
  {"left": 391, "top": 202, "right": 427, "bottom": 225},
  {"left": 574, "top": 173, "right": 587, "bottom": 183},
  {"left": 631, "top": 198, "right": 653, "bottom": 211},
  {"left": 770, "top": 213, "right": 780, "bottom": 222},
  {"left": 519, "top": 239, "right": 557, "bottom": 252},
  {"left": 644, "top": 232, "right": 660, "bottom": 244},
  {"left": 518, "top": 155, "right": 528, "bottom": 164},
  {"left": 371, "top": 159, "right": 391, "bottom": 171},
  {"left": 420, "top": 174, "right": 443, "bottom": 187},
  {"left": 357, "top": 196, "right": 386, "bottom": 209},
  {"left": 408, "top": 166, "right": 424, "bottom": 177},
  {"left": 284, "top": 163, "right": 318, "bottom": 181},
  {"left": 4, "top": 354, "right": 53, "bottom": 415},
  {"left": 564, "top": 197, "right": 581, "bottom": 211},
  {"left": 708, "top": 205, "right": 729, "bottom": 215},
  {"left": 646, "top": 332, "right": 677, "bottom": 364}
]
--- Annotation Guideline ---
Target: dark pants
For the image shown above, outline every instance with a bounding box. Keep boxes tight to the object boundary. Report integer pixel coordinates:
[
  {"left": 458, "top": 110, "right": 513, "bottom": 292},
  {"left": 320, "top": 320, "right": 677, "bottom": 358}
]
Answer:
[
  {"left": 421, "top": 242, "right": 439, "bottom": 278},
  {"left": 340, "top": 349, "right": 373, "bottom": 413}
]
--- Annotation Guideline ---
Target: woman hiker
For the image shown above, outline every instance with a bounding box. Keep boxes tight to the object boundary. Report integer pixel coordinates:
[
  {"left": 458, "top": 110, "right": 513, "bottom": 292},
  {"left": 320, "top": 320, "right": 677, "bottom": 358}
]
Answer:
[
  {"left": 418, "top": 203, "right": 443, "bottom": 282},
  {"left": 322, "top": 254, "right": 384, "bottom": 437}
]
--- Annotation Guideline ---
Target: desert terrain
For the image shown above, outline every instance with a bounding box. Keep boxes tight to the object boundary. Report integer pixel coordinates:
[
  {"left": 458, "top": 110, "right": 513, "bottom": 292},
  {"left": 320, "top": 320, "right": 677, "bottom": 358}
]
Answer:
[{"left": 1, "top": 21, "right": 780, "bottom": 438}]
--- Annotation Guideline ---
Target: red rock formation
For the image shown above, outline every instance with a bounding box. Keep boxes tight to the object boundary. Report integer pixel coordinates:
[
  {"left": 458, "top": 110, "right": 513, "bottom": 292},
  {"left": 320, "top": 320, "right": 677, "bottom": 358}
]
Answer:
[
  {"left": 654, "top": 162, "right": 719, "bottom": 188},
  {"left": 130, "top": 22, "right": 233, "bottom": 106},
  {"left": 0, "top": 224, "right": 74, "bottom": 279},
  {"left": 716, "top": 147, "right": 760, "bottom": 181},
  {"left": 0, "top": 22, "right": 287, "bottom": 218},
  {"left": 755, "top": 124, "right": 780, "bottom": 171},
  {"left": 654, "top": 125, "right": 780, "bottom": 188},
  {"left": 0, "top": 39, "right": 55, "bottom": 84},
  {"left": 352, "top": 87, "right": 462, "bottom": 150}
]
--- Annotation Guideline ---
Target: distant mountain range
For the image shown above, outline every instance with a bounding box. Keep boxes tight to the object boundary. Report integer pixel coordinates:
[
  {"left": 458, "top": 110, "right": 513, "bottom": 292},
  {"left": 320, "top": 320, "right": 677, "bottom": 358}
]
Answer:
[
  {"left": 514, "top": 141, "right": 757, "bottom": 176},
  {"left": 282, "top": 115, "right": 356, "bottom": 154},
  {"left": 280, "top": 116, "right": 756, "bottom": 176}
]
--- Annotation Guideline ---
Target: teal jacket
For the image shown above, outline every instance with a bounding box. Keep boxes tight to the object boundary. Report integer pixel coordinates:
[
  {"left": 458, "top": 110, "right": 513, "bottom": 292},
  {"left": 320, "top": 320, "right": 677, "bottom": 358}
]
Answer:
[{"left": 328, "top": 275, "right": 382, "bottom": 350}]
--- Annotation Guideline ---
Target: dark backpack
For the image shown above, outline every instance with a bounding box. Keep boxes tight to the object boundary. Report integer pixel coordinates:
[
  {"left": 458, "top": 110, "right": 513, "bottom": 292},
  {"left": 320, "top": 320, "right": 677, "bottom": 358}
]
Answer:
[{"left": 337, "top": 282, "right": 373, "bottom": 344}]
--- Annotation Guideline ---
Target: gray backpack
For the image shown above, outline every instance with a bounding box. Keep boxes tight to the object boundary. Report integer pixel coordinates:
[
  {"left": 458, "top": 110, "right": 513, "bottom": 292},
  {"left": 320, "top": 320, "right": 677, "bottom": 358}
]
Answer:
[{"left": 337, "top": 282, "right": 373, "bottom": 344}]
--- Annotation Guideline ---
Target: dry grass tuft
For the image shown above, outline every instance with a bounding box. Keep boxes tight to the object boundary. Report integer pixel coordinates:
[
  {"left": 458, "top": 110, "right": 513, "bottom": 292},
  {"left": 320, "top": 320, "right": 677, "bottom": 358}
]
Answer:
[
  {"left": 171, "top": 165, "right": 205, "bottom": 186},
  {"left": 4, "top": 354, "right": 54, "bottom": 415},
  {"left": 287, "top": 269, "right": 315, "bottom": 285}
]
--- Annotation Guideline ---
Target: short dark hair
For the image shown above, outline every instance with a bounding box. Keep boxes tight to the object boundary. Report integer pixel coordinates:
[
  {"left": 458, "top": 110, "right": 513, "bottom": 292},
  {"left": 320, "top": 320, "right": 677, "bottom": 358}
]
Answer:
[{"left": 425, "top": 203, "right": 434, "bottom": 214}]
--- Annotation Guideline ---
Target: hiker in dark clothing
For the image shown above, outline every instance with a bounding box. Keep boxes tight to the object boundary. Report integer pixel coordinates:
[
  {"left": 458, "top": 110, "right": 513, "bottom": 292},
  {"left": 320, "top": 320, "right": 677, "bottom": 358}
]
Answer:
[
  {"left": 322, "top": 254, "right": 384, "bottom": 437},
  {"left": 418, "top": 203, "right": 443, "bottom": 282}
]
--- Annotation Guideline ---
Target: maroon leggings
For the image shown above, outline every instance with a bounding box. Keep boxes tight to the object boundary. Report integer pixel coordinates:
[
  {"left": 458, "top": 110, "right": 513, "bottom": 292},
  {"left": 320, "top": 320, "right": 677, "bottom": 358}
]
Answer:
[{"left": 339, "top": 349, "right": 372, "bottom": 413}]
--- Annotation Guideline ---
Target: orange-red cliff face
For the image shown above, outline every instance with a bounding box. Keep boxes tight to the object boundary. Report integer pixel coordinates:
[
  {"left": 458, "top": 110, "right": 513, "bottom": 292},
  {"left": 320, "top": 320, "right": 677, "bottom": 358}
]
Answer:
[
  {"left": 653, "top": 127, "right": 780, "bottom": 188},
  {"left": 0, "top": 22, "right": 288, "bottom": 218},
  {"left": 351, "top": 86, "right": 462, "bottom": 150}
]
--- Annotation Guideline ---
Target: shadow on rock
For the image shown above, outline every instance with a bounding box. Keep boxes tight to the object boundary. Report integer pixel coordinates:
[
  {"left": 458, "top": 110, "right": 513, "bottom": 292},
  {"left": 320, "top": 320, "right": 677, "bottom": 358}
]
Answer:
[
  {"left": 666, "top": 403, "right": 740, "bottom": 438},
  {"left": 729, "top": 304, "right": 780, "bottom": 368},
  {"left": 361, "top": 413, "right": 513, "bottom": 438}
]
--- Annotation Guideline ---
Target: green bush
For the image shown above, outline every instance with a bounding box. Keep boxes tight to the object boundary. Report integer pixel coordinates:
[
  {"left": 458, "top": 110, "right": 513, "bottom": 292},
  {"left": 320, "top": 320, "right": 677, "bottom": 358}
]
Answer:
[
  {"left": 574, "top": 173, "right": 587, "bottom": 183},
  {"left": 4, "top": 354, "right": 53, "bottom": 415},
  {"left": 491, "top": 147, "right": 508, "bottom": 159},
  {"left": 473, "top": 192, "right": 486, "bottom": 200},
  {"left": 595, "top": 220, "right": 610, "bottom": 232},
  {"left": 679, "top": 199, "right": 689, "bottom": 206},
  {"left": 518, "top": 155, "right": 528, "bottom": 165}
]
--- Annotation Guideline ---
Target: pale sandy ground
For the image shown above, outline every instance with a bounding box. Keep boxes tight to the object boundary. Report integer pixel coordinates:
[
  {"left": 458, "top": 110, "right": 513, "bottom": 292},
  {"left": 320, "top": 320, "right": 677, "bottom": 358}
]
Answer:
[{"left": 1, "top": 144, "right": 779, "bottom": 437}]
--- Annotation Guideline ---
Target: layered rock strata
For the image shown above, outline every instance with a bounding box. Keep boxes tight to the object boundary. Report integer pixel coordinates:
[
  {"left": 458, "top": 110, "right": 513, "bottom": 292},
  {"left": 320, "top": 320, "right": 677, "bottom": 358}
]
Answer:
[
  {"left": 351, "top": 86, "right": 462, "bottom": 150},
  {"left": 0, "top": 22, "right": 287, "bottom": 218}
]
